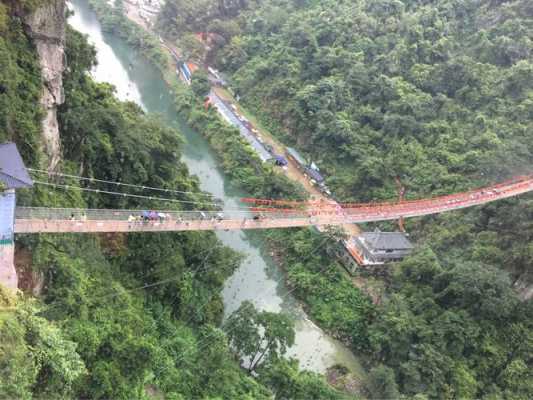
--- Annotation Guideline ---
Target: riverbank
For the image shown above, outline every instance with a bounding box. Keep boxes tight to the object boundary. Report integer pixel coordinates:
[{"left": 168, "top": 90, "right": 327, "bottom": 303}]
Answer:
[
  {"left": 87, "top": 0, "right": 305, "bottom": 201},
  {"left": 79, "top": 0, "right": 371, "bottom": 386}
]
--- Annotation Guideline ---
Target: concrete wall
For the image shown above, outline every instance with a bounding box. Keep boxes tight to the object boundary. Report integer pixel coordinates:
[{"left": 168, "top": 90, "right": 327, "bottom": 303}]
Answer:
[
  {"left": 0, "top": 190, "right": 17, "bottom": 290},
  {"left": 0, "top": 190, "right": 15, "bottom": 242},
  {"left": 0, "top": 244, "right": 17, "bottom": 290}
]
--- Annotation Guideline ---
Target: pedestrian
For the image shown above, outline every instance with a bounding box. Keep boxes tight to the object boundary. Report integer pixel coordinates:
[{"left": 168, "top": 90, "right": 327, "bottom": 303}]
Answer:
[{"left": 142, "top": 210, "right": 150, "bottom": 222}]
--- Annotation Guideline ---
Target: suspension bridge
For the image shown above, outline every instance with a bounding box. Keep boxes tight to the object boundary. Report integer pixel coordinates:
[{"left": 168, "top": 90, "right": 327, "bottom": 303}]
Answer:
[
  {"left": 2, "top": 141, "right": 533, "bottom": 291},
  {"left": 13, "top": 174, "right": 533, "bottom": 234}
]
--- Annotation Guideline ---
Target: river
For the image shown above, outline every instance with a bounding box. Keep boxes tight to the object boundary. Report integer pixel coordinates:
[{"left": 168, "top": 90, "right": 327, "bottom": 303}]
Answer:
[{"left": 68, "top": 0, "right": 364, "bottom": 376}]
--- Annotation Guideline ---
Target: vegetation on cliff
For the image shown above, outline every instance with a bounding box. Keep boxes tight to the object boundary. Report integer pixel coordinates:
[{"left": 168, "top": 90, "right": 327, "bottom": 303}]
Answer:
[
  {"left": 0, "top": 4, "right": 345, "bottom": 398},
  {"left": 0, "top": 5, "right": 43, "bottom": 164}
]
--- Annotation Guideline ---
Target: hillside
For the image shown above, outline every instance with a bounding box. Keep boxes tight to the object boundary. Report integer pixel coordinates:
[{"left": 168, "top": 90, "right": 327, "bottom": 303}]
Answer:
[
  {"left": 0, "top": 1, "right": 346, "bottom": 398},
  {"left": 157, "top": 0, "right": 533, "bottom": 398}
]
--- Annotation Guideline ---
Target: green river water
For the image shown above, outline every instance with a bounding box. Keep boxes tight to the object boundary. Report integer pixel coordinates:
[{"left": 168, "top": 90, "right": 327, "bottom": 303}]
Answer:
[{"left": 68, "top": 0, "right": 364, "bottom": 375}]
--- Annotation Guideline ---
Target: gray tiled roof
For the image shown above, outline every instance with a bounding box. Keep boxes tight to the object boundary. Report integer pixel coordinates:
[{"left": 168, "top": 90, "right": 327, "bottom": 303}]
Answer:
[
  {"left": 361, "top": 231, "right": 413, "bottom": 250},
  {"left": 0, "top": 142, "right": 33, "bottom": 189}
]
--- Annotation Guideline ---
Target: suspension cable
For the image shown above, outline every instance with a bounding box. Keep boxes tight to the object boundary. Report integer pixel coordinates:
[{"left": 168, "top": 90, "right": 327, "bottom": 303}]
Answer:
[
  {"left": 29, "top": 168, "right": 216, "bottom": 198},
  {"left": 33, "top": 180, "right": 222, "bottom": 207}
]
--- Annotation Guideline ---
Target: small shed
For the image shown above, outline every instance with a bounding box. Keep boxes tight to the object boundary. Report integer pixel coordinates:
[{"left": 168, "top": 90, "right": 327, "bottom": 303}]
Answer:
[
  {"left": 355, "top": 230, "right": 413, "bottom": 264},
  {"left": 304, "top": 167, "right": 324, "bottom": 183}
]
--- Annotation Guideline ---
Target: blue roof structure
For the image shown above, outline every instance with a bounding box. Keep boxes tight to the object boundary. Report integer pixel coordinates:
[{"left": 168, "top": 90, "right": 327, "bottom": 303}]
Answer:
[
  {"left": 274, "top": 155, "right": 288, "bottom": 166},
  {"left": 0, "top": 143, "right": 33, "bottom": 189},
  {"left": 305, "top": 167, "right": 324, "bottom": 183}
]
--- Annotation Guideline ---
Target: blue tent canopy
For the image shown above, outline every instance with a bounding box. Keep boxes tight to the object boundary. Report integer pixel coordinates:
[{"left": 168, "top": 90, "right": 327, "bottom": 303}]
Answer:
[{"left": 274, "top": 155, "right": 288, "bottom": 166}]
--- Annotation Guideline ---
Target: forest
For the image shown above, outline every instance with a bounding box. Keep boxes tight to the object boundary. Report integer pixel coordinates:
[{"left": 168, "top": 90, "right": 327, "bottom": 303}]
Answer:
[
  {"left": 1, "top": 0, "right": 532, "bottom": 398},
  {"left": 0, "top": 2, "right": 345, "bottom": 398},
  {"left": 155, "top": 0, "right": 533, "bottom": 398}
]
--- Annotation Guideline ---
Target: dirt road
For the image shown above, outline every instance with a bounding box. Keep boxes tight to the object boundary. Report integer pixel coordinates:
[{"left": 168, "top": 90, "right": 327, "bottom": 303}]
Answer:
[
  {"left": 119, "top": 5, "right": 361, "bottom": 238},
  {"left": 213, "top": 88, "right": 361, "bottom": 236}
]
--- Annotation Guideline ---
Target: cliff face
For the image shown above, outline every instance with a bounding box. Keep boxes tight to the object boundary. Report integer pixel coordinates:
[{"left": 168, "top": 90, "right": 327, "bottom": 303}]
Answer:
[{"left": 23, "top": 0, "right": 66, "bottom": 171}]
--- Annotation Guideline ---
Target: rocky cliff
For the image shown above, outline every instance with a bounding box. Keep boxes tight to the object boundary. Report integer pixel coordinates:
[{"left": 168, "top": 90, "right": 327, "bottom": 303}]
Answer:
[
  {"left": 514, "top": 275, "right": 533, "bottom": 301},
  {"left": 23, "top": 0, "right": 66, "bottom": 171}
]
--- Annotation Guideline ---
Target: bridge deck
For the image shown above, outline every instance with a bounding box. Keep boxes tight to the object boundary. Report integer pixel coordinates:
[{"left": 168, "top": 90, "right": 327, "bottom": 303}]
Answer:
[{"left": 14, "top": 176, "right": 533, "bottom": 234}]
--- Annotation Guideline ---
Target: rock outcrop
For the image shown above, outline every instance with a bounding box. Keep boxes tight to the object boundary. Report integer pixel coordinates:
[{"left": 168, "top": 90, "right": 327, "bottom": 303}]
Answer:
[
  {"left": 514, "top": 275, "right": 533, "bottom": 301},
  {"left": 23, "top": 0, "right": 66, "bottom": 171}
]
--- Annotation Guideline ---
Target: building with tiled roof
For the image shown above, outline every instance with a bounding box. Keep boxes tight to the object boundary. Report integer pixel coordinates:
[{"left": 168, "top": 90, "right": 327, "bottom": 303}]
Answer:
[
  {"left": 332, "top": 229, "right": 414, "bottom": 274},
  {"left": 0, "top": 142, "right": 33, "bottom": 189}
]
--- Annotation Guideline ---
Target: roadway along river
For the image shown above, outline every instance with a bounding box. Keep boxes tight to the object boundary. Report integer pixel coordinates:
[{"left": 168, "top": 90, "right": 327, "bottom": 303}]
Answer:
[{"left": 68, "top": 0, "right": 364, "bottom": 375}]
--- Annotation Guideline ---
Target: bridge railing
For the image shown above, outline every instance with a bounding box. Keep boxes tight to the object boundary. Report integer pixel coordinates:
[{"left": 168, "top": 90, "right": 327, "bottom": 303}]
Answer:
[
  {"left": 14, "top": 176, "right": 533, "bottom": 226},
  {"left": 15, "top": 207, "right": 247, "bottom": 221},
  {"left": 14, "top": 207, "right": 309, "bottom": 222}
]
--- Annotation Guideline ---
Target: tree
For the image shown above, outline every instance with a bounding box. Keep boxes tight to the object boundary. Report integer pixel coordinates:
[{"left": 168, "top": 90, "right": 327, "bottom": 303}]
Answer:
[
  {"left": 224, "top": 301, "right": 295, "bottom": 373},
  {"left": 0, "top": 3, "right": 7, "bottom": 32},
  {"left": 191, "top": 70, "right": 211, "bottom": 97},
  {"left": 365, "top": 365, "right": 400, "bottom": 400},
  {"left": 433, "top": 262, "right": 518, "bottom": 321},
  {"left": 0, "top": 287, "right": 86, "bottom": 399},
  {"left": 259, "top": 358, "right": 345, "bottom": 400},
  {"left": 180, "top": 33, "right": 205, "bottom": 60}
]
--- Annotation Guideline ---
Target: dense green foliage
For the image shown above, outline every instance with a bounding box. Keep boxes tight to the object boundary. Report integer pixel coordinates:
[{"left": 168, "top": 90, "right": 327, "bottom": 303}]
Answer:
[
  {"left": 0, "top": 3, "right": 43, "bottom": 165},
  {"left": 367, "top": 247, "right": 533, "bottom": 398},
  {"left": 27, "top": 233, "right": 271, "bottom": 399},
  {"left": 161, "top": 0, "right": 533, "bottom": 198},
  {"left": 364, "top": 365, "right": 399, "bottom": 400},
  {"left": 259, "top": 358, "right": 352, "bottom": 400},
  {"left": 58, "top": 27, "right": 207, "bottom": 211},
  {"left": 225, "top": 301, "right": 295, "bottom": 373},
  {"left": 190, "top": 70, "right": 212, "bottom": 96},
  {"left": 86, "top": 0, "right": 307, "bottom": 201},
  {"left": 0, "top": 286, "right": 86, "bottom": 399},
  {"left": 262, "top": 228, "right": 374, "bottom": 346},
  {"left": 0, "top": 9, "right": 305, "bottom": 398},
  {"left": 158, "top": 0, "right": 533, "bottom": 398}
]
